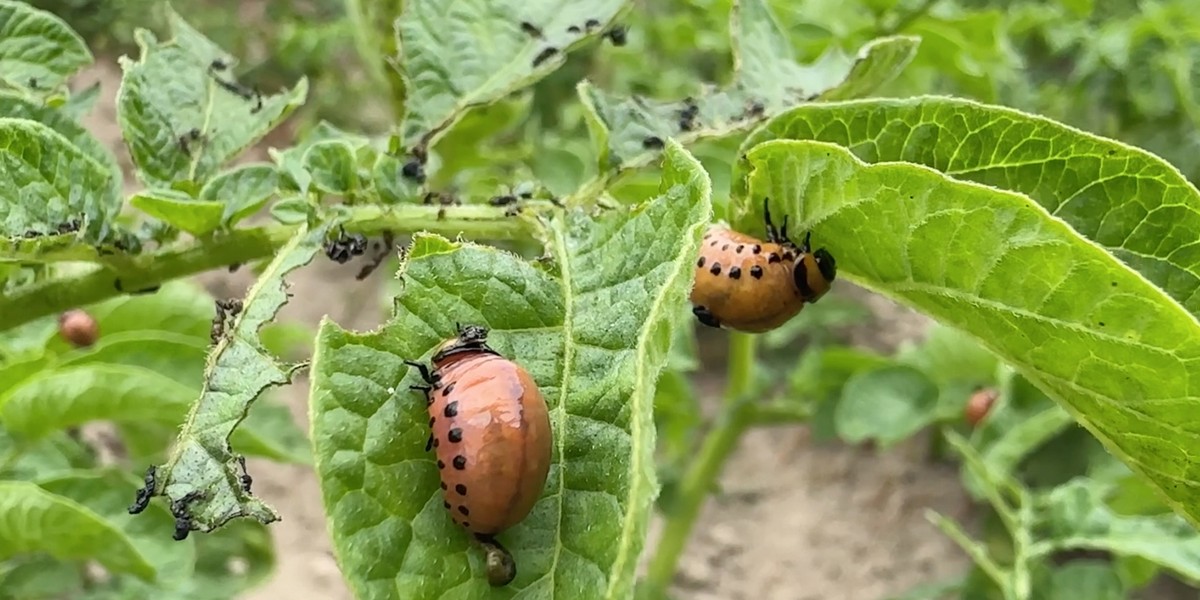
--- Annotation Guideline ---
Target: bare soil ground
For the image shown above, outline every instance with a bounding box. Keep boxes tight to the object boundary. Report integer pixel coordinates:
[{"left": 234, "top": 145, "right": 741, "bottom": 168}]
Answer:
[{"left": 76, "top": 58, "right": 984, "bottom": 600}]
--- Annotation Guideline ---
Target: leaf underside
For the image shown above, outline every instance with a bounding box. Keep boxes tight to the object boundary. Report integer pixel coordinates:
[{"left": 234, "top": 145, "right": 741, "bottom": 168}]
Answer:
[{"left": 737, "top": 137, "right": 1200, "bottom": 529}]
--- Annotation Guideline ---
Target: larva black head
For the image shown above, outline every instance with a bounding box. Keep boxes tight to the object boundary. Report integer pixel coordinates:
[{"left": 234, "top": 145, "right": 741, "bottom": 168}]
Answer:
[
  {"left": 814, "top": 248, "right": 837, "bottom": 284},
  {"left": 432, "top": 323, "right": 497, "bottom": 364}
]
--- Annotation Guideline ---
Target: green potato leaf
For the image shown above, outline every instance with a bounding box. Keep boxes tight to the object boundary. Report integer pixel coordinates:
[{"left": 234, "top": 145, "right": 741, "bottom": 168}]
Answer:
[
  {"left": 1033, "top": 479, "right": 1200, "bottom": 585},
  {"left": 734, "top": 96, "right": 1200, "bottom": 320},
  {"left": 302, "top": 140, "right": 358, "bottom": 196},
  {"left": 0, "top": 0, "right": 92, "bottom": 90},
  {"left": 0, "top": 118, "right": 119, "bottom": 242},
  {"left": 834, "top": 365, "right": 939, "bottom": 446},
  {"left": 0, "top": 92, "right": 122, "bottom": 202},
  {"left": 198, "top": 163, "right": 280, "bottom": 226},
  {"left": 739, "top": 138, "right": 1200, "bottom": 527},
  {"left": 130, "top": 188, "right": 226, "bottom": 236},
  {"left": 146, "top": 221, "right": 333, "bottom": 536},
  {"left": 116, "top": 5, "right": 307, "bottom": 188},
  {"left": 577, "top": 0, "right": 919, "bottom": 177},
  {"left": 396, "top": 0, "right": 631, "bottom": 150},
  {"left": 0, "top": 481, "right": 155, "bottom": 580},
  {"left": 35, "top": 470, "right": 197, "bottom": 588},
  {"left": 310, "top": 140, "right": 710, "bottom": 598}
]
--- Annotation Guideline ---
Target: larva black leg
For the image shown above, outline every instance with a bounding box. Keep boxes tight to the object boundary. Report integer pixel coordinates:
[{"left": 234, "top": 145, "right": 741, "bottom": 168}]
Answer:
[
  {"left": 425, "top": 434, "right": 434, "bottom": 452},
  {"left": 762, "top": 197, "right": 780, "bottom": 242},
  {"left": 799, "top": 231, "right": 813, "bottom": 254},
  {"left": 692, "top": 305, "right": 722, "bottom": 329},
  {"left": 404, "top": 360, "right": 438, "bottom": 385}
]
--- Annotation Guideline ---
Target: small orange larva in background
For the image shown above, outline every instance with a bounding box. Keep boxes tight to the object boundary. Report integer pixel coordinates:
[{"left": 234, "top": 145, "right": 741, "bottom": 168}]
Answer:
[
  {"left": 690, "top": 198, "right": 837, "bottom": 333},
  {"left": 965, "top": 387, "right": 999, "bottom": 427},
  {"left": 58, "top": 309, "right": 98, "bottom": 347},
  {"left": 404, "top": 324, "right": 552, "bottom": 587}
]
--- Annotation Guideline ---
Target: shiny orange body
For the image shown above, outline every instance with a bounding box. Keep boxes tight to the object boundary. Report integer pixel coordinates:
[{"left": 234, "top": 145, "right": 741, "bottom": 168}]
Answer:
[
  {"left": 691, "top": 227, "right": 806, "bottom": 332},
  {"left": 419, "top": 337, "right": 552, "bottom": 536},
  {"left": 689, "top": 199, "right": 837, "bottom": 334}
]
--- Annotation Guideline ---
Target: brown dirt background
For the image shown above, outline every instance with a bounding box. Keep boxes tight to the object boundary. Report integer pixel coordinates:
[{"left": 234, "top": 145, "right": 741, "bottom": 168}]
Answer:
[{"left": 69, "top": 53, "right": 1192, "bottom": 600}]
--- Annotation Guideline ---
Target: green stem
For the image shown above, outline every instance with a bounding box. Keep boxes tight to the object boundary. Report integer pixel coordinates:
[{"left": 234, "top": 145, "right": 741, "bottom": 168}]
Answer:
[
  {"left": 642, "top": 333, "right": 759, "bottom": 599},
  {"left": 724, "top": 332, "right": 757, "bottom": 405},
  {"left": 0, "top": 204, "right": 546, "bottom": 331}
]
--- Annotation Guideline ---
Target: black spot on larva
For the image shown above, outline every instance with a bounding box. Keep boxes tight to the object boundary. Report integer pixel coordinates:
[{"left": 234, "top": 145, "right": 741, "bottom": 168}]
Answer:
[
  {"left": 729, "top": 266, "right": 742, "bottom": 279},
  {"left": 449, "top": 428, "right": 463, "bottom": 443},
  {"left": 768, "top": 253, "right": 781, "bottom": 263},
  {"left": 444, "top": 500, "right": 451, "bottom": 509},
  {"left": 750, "top": 265, "right": 763, "bottom": 279},
  {"left": 709, "top": 263, "right": 722, "bottom": 275},
  {"left": 710, "top": 240, "right": 718, "bottom": 247},
  {"left": 456, "top": 483, "right": 467, "bottom": 495},
  {"left": 429, "top": 416, "right": 436, "bottom": 427},
  {"left": 752, "top": 245, "right": 762, "bottom": 254},
  {"left": 463, "top": 522, "right": 470, "bottom": 528},
  {"left": 697, "top": 256, "right": 706, "bottom": 267},
  {"left": 453, "top": 455, "right": 467, "bottom": 470},
  {"left": 438, "top": 460, "right": 446, "bottom": 469},
  {"left": 433, "top": 438, "right": 440, "bottom": 448},
  {"left": 444, "top": 401, "right": 459, "bottom": 418},
  {"left": 443, "top": 382, "right": 455, "bottom": 396},
  {"left": 704, "top": 232, "right": 713, "bottom": 239},
  {"left": 458, "top": 505, "right": 470, "bottom": 516},
  {"left": 441, "top": 481, "right": 448, "bottom": 490},
  {"left": 722, "top": 244, "right": 729, "bottom": 251},
  {"left": 736, "top": 245, "right": 744, "bottom": 253}
]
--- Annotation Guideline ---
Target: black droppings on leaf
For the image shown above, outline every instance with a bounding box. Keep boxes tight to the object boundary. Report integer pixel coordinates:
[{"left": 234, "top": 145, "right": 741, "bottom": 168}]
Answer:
[
  {"left": 356, "top": 231, "right": 395, "bottom": 281},
  {"left": 585, "top": 18, "right": 601, "bottom": 30},
  {"left": 532, "top": 47, "right": 558, "bottom": 67},
  {"left": 678, "top": 97, "right": 699, "bottom": 131},
  {"left": 113, "top": 279, "right": 162, "bottom": 296},
  {"left": 235, "top": 455, "right": 253, "bottom": 493},
  {"left": 177, "top": 127, "right": 203, "bottom": 156},
  {"left": 567, "top": 25, "right": 580, "bottom": 33},
  {"left": 401, "top": 158, "right": 425, "bottom": 183},
  {"left": 324, "top": 227, "right": 368, "bottom": 264},
  {"left": 642, "top": 136, "right": 665, "bottom": 149},
  {"left": 211, "top": 298, "right": 243, "bottom": 344},
  {"left": 520, "top": 21, "right": 542, "bottom": 38},
  {"left": 605, "top": 25, "right": 627, "bottom": 46},
  {"left": 210, "top": 58, "right": 229, "bottom": 71},
  {"left": 169, "top": 490, "right": 205, "bottom": 541},
  {"left": 128, "top": 465, "right": 158, "bottom": 514}
]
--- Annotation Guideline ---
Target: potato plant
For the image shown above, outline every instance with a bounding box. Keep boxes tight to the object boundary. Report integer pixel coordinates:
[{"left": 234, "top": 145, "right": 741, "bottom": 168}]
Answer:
[{"left": 2, "top": 0, "right": 1200, "bottom": 599}]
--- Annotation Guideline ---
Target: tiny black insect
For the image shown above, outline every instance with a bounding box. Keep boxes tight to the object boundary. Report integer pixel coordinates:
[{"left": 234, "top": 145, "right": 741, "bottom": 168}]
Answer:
[
  {"left": 520, "top": 21, "right": 543, "bottom": 38},
  {"left": 585, "top": 18, "right": 601, "bottom": 30},
  {"left": 642, "top": 135, "right": 665, "bottom": 149},
  {"left": 56, "top": 219, "right": 81, "bottom": 234},
  {"left": 606, "top": 25, "right": 627, "bottom": 46},
  {"left": 489, "top": 194, "right": 518, "bottom": 206},
  {"left": 27, "top": 77, "right": 38, "bottom": 89},
  {"left": 210, "top": 58, "right": 229, "bottom": 71},
  {"left": 567, "top": 25, "right": 581, "bottom": 33},
  {"left": 533, "top": 47, "right": 558, "bottom": 67}
]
